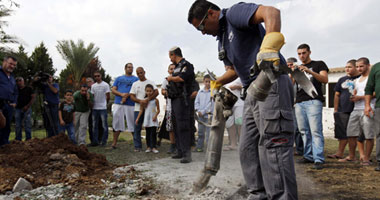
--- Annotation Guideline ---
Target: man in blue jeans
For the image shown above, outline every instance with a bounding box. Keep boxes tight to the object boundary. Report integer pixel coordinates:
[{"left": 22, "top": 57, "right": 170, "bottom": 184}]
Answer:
[
  {"left": 0, "top": 56, "right": 18, "bottom": 146},
  {"left": 15, "top": 77, "right": 35, "bottom": 141},
  {"left": 90, "top": 71, "right": 110, "bottom": 146},
  {"left": 130, "top": 67, "right": 158, "bottom": 152},
  {"left": 295, "top": 43, "right": 329, "bottom": 170}
]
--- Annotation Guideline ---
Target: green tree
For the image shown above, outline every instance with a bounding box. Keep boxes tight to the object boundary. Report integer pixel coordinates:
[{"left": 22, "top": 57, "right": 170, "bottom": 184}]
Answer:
[
  {"left": 12, "top": 45, "right": 30, "bottom": 81},
  {"left": 0, "top": 0, "right": 18, "bottom": 47},
  {"left": 29, "top": 42, "right": 55, "bottom": 77},
  {"left": 56, "top": 39, "right": 99, "bottom": 89}
]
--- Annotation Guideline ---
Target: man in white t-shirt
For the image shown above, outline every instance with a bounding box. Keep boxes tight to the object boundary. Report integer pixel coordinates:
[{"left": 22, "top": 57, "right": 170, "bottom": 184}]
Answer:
[
  {"left": 90, "top": 71, "right": 110, "bottom": 146},
  {"left": 130, "top": 67, "right": 159, "bottom": 151},
  {"left": 339, "top": 58, "right": 376, "bottom": 166}
]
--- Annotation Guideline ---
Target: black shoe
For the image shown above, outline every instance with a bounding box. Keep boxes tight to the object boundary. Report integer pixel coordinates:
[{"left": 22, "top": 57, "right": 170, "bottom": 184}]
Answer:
[
  {"left": 313, "top": 162, "right": 323, "bottom": 170},
  {"left": 180, "top": 158, "right": 192, "bottom": 163},
  {"left": 167, "top": 144, "right": 176, "bottom": 154},
  {"left": 297, "top": 157, "right": 314, "bottom": 164},
  {"left": 87, "top": 143, "right": 99, "bottom": 147},
  {"left": 172, "top": 154, "right": 183, "bottom": 159}
]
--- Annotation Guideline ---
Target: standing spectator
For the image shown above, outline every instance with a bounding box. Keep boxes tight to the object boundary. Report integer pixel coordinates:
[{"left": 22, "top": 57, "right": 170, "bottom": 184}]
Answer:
[
  {"left": 130, "top": 67, "right": 159, "bottom": 152},
  {"left": 340, "top": 58, "right": 376, "bottom": 166},
  {"left": 0, "top": 56, "right": 18, "bottom": 146},
  {"left": 91, "top": 71, "right": 110, "bottom": 146},
  {"left": 86, "top": 77, "right": 103, "bottom": 145},
  {"left": 161, "top": 64, "right": 177, "bottom": 153},
  {"left": 194, "top": 75, "right": 213, "bottom": 152},
  {"left": 190, "top": 77, "right": 200, "bottom": 147},
  {"left": 295, "top": 44, "right": 329, "bottom": 169},
  {"left": 328, "top": 59, "right": 360, "bottom": 159},
  {"left": 224, "top": 66, "right": 243, "bottom": 151},
  {"left": 58, "top": 90, "right": 76, "bottom": 144},
  {"left": 111, "top": 63, "right": 138, "bottom": 149},
  {"left": 167, "top": 46, "right": 195, "bottom": 163},
  {"left": 74, "top": 85, "right": 93, "bottom": 145},
  {"left": 41, "top": 75, "right": 60, "bottom": 138},
  {"left": 364, "top": 62, "right": 380, "bottom": 171},
  {"left": 136, "top": 84, "right": 160, "bottom": 153},
  {"left": 287, "top": 57, "right": 304, "bottom": 156},
  {"left": 15, "top": 77, "right": 35, "bottom": 141}
]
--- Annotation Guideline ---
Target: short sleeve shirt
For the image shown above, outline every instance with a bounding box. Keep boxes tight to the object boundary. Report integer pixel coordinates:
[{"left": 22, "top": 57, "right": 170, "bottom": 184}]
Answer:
[
  {"left": 59, "top": 101, "right": 75, "bottom": 123},
  {"left": 91, "top": 81, "right": 110, "bottom": 110},
  {"left": 334, "top": 75, "right": 359, "bottom": 113},
  {"left": 296, "top": 61, "right": 329, "bottom": 103},
  {"left": 217, "top": 3, "right": 286, "bottom": 87},
  {"left": 73, "top": 91, "right": 93, "bottom": 112},
  {"left": 43, "top": 83, "right": 60, "bottom": 105},
  {"left": 16, "top": 86, "right": 34, "bottom": 109},
  {"left": 130, "top": 79, "right": 157, "bottom": 111},
  {"left": 112, "top": 75, "right": 139, "bottom": 106}
]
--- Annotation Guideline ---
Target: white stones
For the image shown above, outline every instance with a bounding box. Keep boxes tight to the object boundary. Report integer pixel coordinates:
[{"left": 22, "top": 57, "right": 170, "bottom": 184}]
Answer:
[{"left": 12, "top": 178, "right": 33, "bottom": 193}]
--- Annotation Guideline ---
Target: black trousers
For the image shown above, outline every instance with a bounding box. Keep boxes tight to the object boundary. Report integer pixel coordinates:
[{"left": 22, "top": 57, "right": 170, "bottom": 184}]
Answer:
[{"left": 171, "top": 97, "right": 192, "bottom": 154}]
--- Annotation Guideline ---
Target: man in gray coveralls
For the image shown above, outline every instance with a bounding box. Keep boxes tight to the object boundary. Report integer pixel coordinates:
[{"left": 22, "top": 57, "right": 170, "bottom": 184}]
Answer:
[{"left": 188, "top": 0, "right": 297, "bottom": 199}]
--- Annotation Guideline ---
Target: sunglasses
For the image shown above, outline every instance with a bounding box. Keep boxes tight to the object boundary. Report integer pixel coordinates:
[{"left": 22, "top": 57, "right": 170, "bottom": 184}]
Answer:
[
  {"left": 94, "top": 75, "right": 101, "bottom": 77},
  {"left": 196, "top": 7, "right": 211, "bottom": 32}
]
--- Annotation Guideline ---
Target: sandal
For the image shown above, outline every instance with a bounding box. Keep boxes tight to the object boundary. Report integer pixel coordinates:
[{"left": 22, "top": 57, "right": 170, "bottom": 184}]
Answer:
[
  {"left": 327, "top": 154, "right": 343, "bottom": 159},
  {"left": 361, "top": 161, "right": 371, "bottom": 166},
  {"left": 338, "top": 157, "right": 356, "bottom": 162}
]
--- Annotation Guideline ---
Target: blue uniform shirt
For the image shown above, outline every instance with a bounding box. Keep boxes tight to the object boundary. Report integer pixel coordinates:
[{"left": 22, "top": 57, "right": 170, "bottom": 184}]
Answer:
[
  {"left": 112, "top": 75, "right": 139, "bottom": 105},
  {"left": 217, "top": 2, "right": 285, "bottom": 87},
  {"left": 43, "top": 83, "right": 60, "bottom": 105},
  {"left": 0, "top": 66, "right": 18, "bottom": 103}
]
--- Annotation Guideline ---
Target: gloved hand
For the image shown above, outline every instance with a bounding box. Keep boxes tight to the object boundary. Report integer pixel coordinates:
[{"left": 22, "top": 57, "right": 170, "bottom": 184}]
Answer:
[
  {"left": 256, "top": 32, "right": 285, "bottom": 67},
  {"left": 210, "top": 80, "right": 222, "bottom": 97}
]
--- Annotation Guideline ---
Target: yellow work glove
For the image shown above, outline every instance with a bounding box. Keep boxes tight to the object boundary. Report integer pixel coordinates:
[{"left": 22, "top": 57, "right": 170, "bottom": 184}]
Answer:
[
  {"left": 210, "top": 80, "right": 222, "bottom": 97},
  {"left": 256, "top": 32, "right": 285, "bottom": 67}
]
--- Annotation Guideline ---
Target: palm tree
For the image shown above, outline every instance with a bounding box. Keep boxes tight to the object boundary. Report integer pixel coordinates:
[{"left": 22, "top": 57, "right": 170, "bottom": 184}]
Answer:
[{"left": 56, "top": 39, "right": 99, "bottom": 89}]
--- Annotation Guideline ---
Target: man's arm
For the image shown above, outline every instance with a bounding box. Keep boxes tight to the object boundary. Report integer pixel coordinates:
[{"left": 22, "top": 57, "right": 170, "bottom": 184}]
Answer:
[
  {"left": 106, "top": 92, "right": 110, "bottom": 103},
  {"left": 214, "top": 66, "right": 238, "bottom": 86},
  {"left": 364, "top": 95, "right": 374, "bottom": 117},
  {"left": 333, "top": 92, "right": 340, "bottom": 113},
  {"left": 299, "top": 67, "right": 328, "bottom": 83},
  {"left": 0, "top": 109, "right": 5, "bottom": 128},
  {"left": 130, "top": 94, "right": 140, "bottom": 104},
  {"left": 48, "top": 83, "right": 58, "bottom": 94},
  {"left": 167, "top": 76, "right": 184, "bottom": 83},
  {"left": 23, "top": 93, "right": 36, "bottom": 112},
  {"left": 250, "top": 5, "right": 281, "bottom": 33}
]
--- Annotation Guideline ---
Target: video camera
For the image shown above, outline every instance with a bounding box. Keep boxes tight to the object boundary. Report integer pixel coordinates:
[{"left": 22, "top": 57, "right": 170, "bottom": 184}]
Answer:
[{"left": 32, "top": 71, "right": 51, "bottom": 90}]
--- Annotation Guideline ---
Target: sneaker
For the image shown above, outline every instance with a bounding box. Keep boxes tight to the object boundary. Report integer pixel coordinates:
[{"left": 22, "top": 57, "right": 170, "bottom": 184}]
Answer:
[
  {"left": 193, "top": 148, "right": 203, "bottom": 152},
  {"left": 145, "top": 149, "right": 152, "bottom": 153},
  {"left": 313, "top": 162, "right": 323, "bottom": 170},
  {"left": 152, "top": 149, "right": 159, "bottom": 154},
  {"left": 172, "top": 153, "right": 183, "bottom": 159},
  {"left": 297, "top": 157, "right": 314, "bottom": 164},
  {"left": 375, "top": 163, "right": 380, "bottom": 171}
]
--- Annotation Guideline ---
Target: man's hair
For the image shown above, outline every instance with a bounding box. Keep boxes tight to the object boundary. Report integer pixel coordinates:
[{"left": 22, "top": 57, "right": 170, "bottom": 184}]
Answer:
[
  {"left": 80, "top": 84, "right": 88, "bottom": 89},
  {"left": 287, "top": 57, "right": 297, "bottom": 63},
  {"left": 93, "top": 71, "right": 101, "bottom": 76},
  {"left": 3, "top": 55, "right": 17, "bottom": 62},
  {"left": 86, "top": 77, "right": 94, "bottom": 82},
  {"left": 188, "top": 0, "right": 220, "bottom": 24},
  {"left": 357, "top": 57, "right": 370, "bottom": 65},
  {"left": 125, "top": 63, "right": 133, "bottom": 68},
  {"left": 203, "top": 74, "right": 211, "bottom": 80},
  {"left": 169, "top": 46, "right": 183, "bottom": 57},
  {"left": 65, "top": 89, "right": 73, "bottom": 94},
  {"left": 15, "top": 77, "right": 23, "bottom": 81},
  {"left": 297, "top": 43, "right": 310, "bottom": 51},
  {"left": 347, "top": 59, "right": 356, "bottom": 66}
]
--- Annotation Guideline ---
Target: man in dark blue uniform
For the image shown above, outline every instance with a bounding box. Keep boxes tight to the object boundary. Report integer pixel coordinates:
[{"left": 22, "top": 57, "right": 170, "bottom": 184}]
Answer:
[
  {"left": 167, "top": 46, "right": 195, "bottom": 164},
  {"left": 0, "top": 56, "right": 18, "bottom": 146},
  {"left": 188, "top": 1, "right": 297, "bottom": 199}
]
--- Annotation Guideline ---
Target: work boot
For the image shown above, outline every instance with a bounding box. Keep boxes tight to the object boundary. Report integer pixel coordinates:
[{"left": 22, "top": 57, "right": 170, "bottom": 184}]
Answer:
[
  {"left": 167, "top": 143, "right": 176, "bottom": 154},
  {"left": 375, "top": 162, "right": 380, "bottom": 171},
  {"left": 180, "top": 151, "right": 192, "bottom": 163}
]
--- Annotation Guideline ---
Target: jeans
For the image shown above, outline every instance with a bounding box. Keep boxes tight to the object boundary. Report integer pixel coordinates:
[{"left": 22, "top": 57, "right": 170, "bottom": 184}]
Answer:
[
  {"left": 293, "top": 108, "right": 304, "bottom": 155},
  {"left": 133, "top": 111, "right": 144, "bottom": 149},
  {"left": 92, "top": 109, "right": 108, "bottom": 145},
  {"left": 145, "top": 126, "right": 157, "bottom": 148},
  {"left": 295, "top": 99, "right": 324, "bottom": 163},
  {"left": 15, "top": 108, "right": 32, "bottom": 141},
  {"left": 196, "top": 116, "right": 210, "bottom": 150},
  {"left": 43, "top": 103, "right": 59, "bottom": 137},
  {"left": 59, "top": 122, "right": 76, "bottom": 144},
  {"left": 0, "top": 103, "right": 14, "bottom": 146}
]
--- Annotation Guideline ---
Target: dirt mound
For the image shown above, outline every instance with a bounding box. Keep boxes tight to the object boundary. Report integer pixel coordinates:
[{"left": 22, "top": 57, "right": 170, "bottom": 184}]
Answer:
[{"left": 0, "top": 133, "right": 116, "bottom": 194}]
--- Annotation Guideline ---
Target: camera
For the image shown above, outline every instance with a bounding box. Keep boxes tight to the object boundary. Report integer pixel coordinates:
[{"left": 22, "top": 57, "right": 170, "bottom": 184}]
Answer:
[{"left": 32, "top": 71, "right": 50, "bottom": 90}]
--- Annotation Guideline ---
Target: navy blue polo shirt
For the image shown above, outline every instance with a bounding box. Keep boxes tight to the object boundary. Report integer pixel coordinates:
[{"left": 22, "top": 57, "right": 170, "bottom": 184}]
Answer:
[
  {"left": 0, "top": 66, "right": 18, "bottom": 103},
  {"left": 217, "top": 2, "right": 286, "bottom": 87},
  {"left": 43, "top": 83, "right": 60, "bottom": 105}
]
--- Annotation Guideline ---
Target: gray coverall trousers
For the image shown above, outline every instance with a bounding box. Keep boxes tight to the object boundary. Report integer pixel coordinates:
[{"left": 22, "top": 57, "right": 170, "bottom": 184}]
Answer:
[{"left": 239, "top": 74, "right": 298, "bottom": 200}]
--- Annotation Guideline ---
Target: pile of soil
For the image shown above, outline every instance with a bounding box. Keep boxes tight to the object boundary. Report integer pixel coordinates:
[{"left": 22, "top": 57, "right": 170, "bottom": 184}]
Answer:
[{"left": 0, "top": 133, "right": 116, "bottom": 195}]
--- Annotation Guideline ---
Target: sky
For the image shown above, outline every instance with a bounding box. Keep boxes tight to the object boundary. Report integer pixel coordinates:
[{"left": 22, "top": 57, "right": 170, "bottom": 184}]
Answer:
[{"left": 4, "top": 0, "right": 380, "bottom": 84}]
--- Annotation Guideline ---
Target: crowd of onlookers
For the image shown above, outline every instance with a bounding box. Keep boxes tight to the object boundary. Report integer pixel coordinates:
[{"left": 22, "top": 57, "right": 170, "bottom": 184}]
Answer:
[{"left": 1, "top": 43, "right": 380, "bottom": 170}]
